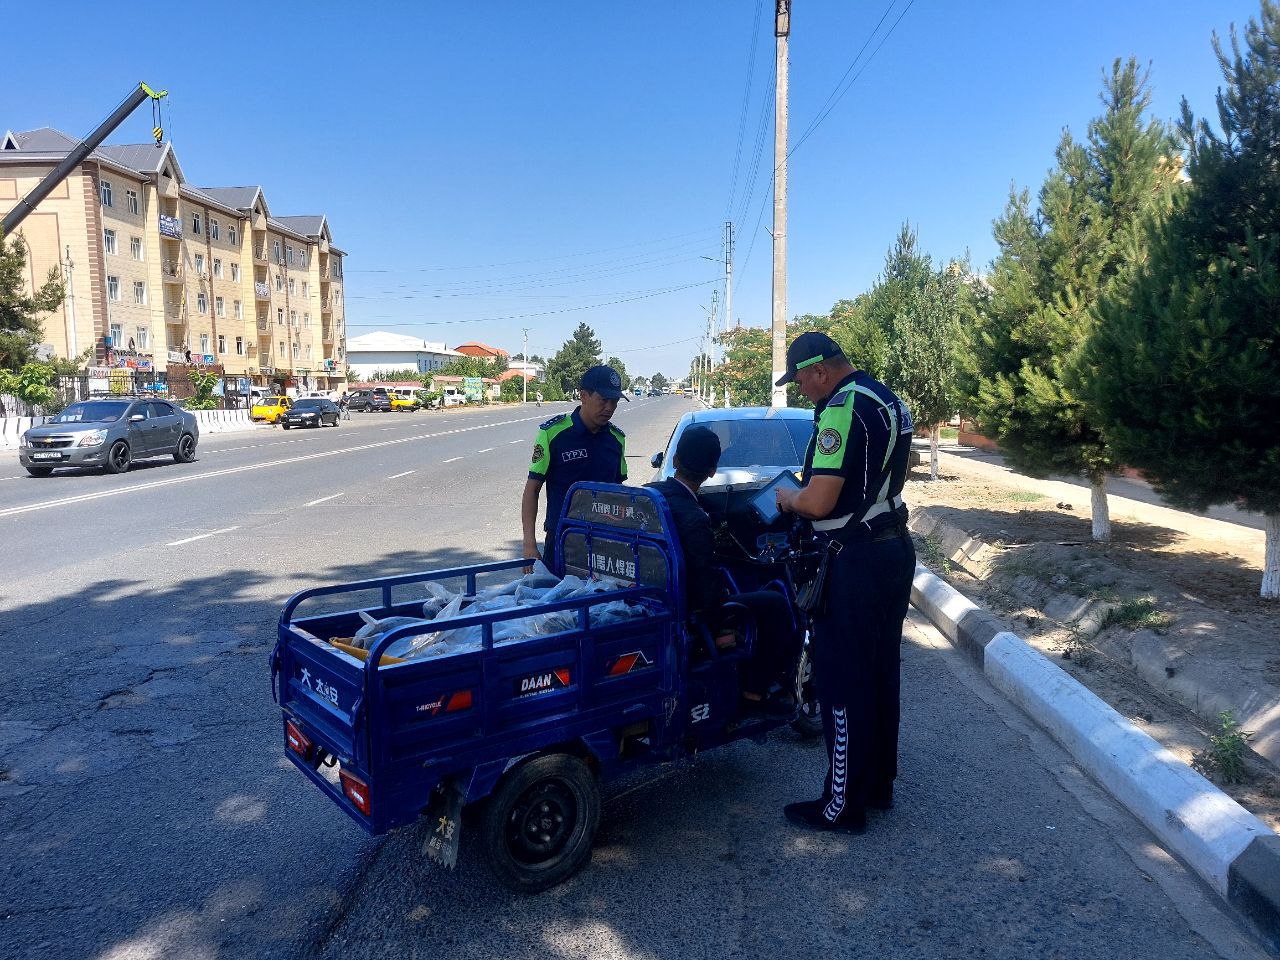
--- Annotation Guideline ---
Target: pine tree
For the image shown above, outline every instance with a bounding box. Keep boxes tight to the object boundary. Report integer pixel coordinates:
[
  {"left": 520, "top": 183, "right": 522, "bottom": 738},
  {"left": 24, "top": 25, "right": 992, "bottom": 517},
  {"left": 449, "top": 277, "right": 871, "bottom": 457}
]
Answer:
[
  {"left": 1088, "top": 2, "right": 1280, "bottom": 598},
  {"left": 0, "top": 229, "right": 65, "bottom": 370},
  {"left": 964, "top": 59, "right": 1178, "bottom": 540},
  {"left": 545, "top": 323, "right": 602, "bottom": 395}
]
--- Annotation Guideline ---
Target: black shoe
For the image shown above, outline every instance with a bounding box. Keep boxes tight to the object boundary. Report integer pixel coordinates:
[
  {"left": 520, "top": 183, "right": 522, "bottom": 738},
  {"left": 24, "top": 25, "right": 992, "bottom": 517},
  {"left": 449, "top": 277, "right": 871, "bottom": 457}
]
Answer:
[
  {"left": 868, "top": 785, "right": 894, "bottom": 811},
  {"left": 784, "top": 799, "right": 866, "bottom": 834}
]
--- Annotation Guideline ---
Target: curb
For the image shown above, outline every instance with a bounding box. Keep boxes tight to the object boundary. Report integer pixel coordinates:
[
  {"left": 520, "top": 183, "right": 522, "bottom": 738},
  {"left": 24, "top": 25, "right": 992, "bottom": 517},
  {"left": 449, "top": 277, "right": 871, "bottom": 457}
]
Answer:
[{"left": 910, "top": 563, "right": 1280, "bottom": 950}]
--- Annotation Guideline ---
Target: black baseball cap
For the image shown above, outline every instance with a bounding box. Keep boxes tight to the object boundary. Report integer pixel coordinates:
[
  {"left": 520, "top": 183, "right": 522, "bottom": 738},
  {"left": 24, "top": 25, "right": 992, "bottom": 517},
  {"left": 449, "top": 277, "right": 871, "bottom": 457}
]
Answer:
[
  {"left": 774, "top": 332, "right": 845, "bottom": 386},
  {"left": 579, "top": 364, "right": 630, "bottom": 401},
  {"left": 675, "top": 425, "right": 721, "bottom": 478}
]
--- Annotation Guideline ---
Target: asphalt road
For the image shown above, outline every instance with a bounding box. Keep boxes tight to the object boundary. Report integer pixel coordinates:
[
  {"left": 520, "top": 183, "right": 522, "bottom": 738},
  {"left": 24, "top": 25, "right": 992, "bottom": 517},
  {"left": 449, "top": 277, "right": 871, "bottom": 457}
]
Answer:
[{"left": 0, "top": 398, "right": 1268, "bottom": 960}]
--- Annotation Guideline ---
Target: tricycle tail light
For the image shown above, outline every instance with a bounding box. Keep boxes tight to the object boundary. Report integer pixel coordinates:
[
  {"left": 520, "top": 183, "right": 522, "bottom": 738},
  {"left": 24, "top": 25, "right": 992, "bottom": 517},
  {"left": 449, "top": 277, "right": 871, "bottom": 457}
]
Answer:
[
  {"left": 285, "top": 720, "right": 314, "bottom": 761},
  {"left": 340, "top": 770, "right": 372, "bottom": 816}
]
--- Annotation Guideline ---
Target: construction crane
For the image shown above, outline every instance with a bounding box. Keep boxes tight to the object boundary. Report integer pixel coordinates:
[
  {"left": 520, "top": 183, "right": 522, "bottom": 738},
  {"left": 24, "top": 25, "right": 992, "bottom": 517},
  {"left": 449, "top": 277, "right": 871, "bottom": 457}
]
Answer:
[{"left": 2, "top": 81, "right": 167, "bottom": 236}]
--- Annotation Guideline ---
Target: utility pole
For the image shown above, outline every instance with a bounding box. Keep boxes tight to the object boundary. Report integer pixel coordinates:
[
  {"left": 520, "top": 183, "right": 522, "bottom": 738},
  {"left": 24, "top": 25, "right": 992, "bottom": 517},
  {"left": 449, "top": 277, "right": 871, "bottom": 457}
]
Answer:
[
  {"left": 770, "top": 0, "right": 791, "bottom": 409},
  {"left": 521, "top": 327, "right": 529, "bottom": 404},
  {"left": 723, "top": 220, "right": 734, "bottom": 331},
  {"left": 62, "top": 246, "right": 78, "bottom": 359},
  {"left": 707, "top": 290, "right": 718, "bottom": 405}
]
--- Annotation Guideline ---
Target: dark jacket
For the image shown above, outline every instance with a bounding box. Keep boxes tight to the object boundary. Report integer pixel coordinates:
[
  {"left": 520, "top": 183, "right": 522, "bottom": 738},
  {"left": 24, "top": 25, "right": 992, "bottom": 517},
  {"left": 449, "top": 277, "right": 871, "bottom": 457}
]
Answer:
[{"left": 646, "top": 477, "right": 722, "bottom": 622}]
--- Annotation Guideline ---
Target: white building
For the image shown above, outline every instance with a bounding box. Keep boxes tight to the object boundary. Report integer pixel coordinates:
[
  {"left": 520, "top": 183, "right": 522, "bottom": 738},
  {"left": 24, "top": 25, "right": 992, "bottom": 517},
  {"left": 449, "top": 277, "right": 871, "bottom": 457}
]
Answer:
[{"left": 345, "top": 331, "right": 464, "bottom": 378}]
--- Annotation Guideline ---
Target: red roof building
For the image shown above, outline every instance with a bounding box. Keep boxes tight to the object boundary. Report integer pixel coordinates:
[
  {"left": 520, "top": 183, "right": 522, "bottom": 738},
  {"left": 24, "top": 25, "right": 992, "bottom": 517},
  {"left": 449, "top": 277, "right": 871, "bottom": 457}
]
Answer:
[{"left": 454, "top": 342, "right": 509, "bottom": 360}]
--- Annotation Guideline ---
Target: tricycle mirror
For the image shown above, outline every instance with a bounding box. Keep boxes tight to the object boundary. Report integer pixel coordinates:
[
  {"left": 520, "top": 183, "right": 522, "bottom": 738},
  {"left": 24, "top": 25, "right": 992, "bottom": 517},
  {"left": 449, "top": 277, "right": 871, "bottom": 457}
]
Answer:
[
  {"left": 650, "top": 451, "right": 664, "bottom": 468},
  {"left": 129, "top": 414, "right": 145, "bottom": 423}
]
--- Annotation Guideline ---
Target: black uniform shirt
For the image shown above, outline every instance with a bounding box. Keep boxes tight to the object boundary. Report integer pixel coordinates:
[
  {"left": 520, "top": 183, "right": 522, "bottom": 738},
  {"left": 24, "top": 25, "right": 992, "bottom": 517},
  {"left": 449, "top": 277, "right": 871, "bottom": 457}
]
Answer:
[
  {"left": 646, "top": 477, "right": 721, "bottom": 622},
  {"left": 529, "top": 407, "right": 627, "bottom": 537}
]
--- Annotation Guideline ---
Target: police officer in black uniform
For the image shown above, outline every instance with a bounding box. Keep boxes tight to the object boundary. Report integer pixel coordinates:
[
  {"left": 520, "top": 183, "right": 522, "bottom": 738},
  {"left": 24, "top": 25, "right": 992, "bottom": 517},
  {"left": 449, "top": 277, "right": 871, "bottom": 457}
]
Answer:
[
  {"left": 774, "top": 332, "right": 916, "bottom": 834},
  {"left": 522, "top": 365, "right": 629, "bottom": 571}
]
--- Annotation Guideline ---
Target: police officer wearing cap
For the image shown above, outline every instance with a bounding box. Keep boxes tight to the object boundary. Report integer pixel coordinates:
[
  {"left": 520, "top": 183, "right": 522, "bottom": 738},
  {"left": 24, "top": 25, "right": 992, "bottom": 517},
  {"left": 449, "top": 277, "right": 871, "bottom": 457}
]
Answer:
[
  {"left": 522, "top": 365, "right": 629, "bottom": 571},
  {"left": 774, "top": 332, "right": 916, "bottom": 834}
]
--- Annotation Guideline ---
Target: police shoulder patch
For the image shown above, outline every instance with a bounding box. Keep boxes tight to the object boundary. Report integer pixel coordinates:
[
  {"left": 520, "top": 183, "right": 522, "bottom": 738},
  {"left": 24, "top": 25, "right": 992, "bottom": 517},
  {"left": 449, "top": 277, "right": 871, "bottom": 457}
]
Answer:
[
  {"left": 817, "top": 427, "right": 843, "bottom": 456},
  {"left": 826, "top": 389, "right": 853, "bottom": 408},
  {"left": 532, "top": 443, "right": 545, "bottom": 464},
  {"left": 539, "top": 413, "right": 567, "bottom": 430}
]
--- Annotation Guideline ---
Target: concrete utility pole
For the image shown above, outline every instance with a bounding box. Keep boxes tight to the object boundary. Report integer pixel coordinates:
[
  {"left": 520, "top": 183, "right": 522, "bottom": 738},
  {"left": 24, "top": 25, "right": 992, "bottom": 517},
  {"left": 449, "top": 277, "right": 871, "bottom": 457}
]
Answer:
[
  {"left": 723, "top": 220, "right": 734, "bottom": 332},
  {"left": 62, "top": 246, "right": 78, "bottom": 359},
  {"left": 770, "top": 0, "right": 791, "bottom": 409},
  {"left": 521, "top": 327, "right": 529, "bottom": 404}
]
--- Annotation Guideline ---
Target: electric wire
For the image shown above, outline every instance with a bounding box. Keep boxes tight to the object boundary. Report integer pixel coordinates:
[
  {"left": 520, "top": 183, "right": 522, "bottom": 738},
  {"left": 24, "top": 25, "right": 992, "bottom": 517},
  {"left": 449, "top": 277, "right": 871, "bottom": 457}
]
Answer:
[{"left": 724, "top": 0, "right": 765, "bottom": 223}]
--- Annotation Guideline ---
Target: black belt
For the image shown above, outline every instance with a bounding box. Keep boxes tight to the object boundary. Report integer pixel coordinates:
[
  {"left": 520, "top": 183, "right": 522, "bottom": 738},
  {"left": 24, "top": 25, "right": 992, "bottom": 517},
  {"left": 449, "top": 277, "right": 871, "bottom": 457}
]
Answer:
[{"left": 824, "top": 522, "right": 907, "bottom": 545}]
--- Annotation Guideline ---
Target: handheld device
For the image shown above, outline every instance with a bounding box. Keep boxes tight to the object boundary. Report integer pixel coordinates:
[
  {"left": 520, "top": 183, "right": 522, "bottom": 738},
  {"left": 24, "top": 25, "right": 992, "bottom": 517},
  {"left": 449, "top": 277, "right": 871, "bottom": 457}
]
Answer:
[{"left": 749, "top": 470, "right": 803, "bottom": 525}]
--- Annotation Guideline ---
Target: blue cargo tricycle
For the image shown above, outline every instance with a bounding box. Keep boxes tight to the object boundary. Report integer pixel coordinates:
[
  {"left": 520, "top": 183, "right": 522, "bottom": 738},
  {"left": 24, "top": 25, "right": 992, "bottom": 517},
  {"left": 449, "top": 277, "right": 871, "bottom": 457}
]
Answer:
[{"left": 273, "top": 481, "right": 817, "bottom": 891}]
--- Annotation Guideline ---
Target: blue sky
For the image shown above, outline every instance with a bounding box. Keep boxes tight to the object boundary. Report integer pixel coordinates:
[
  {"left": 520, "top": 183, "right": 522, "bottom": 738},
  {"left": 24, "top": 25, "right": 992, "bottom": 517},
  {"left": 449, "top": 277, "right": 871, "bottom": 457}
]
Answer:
[{"left": 1, "top": 1, "right": 1261, "bottom": 378}]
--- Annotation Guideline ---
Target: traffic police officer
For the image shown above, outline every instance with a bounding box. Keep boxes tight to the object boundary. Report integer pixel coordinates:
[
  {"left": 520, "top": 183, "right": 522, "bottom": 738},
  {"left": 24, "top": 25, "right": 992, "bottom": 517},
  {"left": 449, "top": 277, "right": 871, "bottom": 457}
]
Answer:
[
  {"left": 522, "top": 365, "right": 629, "bottom": 570},
  {"left": 774, "top": 332, "right": 916, "bottom": 834}
]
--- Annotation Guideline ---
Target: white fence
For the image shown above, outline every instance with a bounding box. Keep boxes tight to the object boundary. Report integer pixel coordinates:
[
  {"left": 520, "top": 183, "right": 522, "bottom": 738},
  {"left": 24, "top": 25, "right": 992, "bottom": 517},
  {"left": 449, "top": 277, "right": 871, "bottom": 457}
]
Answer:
[{"left": 0, "top": 410, "right": 264, "bottom": 451}]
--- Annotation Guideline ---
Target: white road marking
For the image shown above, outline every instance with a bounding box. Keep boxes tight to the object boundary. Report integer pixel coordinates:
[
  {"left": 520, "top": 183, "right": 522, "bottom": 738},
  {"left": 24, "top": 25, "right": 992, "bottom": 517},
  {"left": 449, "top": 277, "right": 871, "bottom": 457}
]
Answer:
[
  {"left": 477, "top": 447, "right": 494, "bottom": 453},
  {"left": 0, "top": 412, "right": 548, "bottom": 520},
  {"left": 443, "top": 457, "right": 463, "bottom": 463},
  {"left": 306, "top": 494, "right": 344, "bottom": 506},
  {"left": 387, "top": 470, "right": 415, "bottom": 479},
  {"left": 508, "top": 439, "right": 523, "bottom": 444},
  {"left": 167, "top": 526, "right": 239, "bottom": 546}
]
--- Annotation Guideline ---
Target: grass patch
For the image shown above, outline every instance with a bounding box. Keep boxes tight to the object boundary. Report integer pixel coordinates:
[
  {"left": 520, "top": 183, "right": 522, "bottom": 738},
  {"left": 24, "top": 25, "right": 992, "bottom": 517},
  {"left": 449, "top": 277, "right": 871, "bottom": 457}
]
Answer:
[
  {"left": 1193, "top": 712, "right": 1254, "bottom": 784},
  {"left": 938, "top": 426, "right": 959, "bottom": 441},
  {"left": 919, "top": 534, "right": 952, "bottom": 573},
  {"left": 1056, "top": 630, "right": 1097, "bottom": 669},
  {"left": 1104, "top": 597, "right": 1174, "bottom": 632},
  {"left": 1007, "top": 490, "right": 1045, "bottom": 503}
]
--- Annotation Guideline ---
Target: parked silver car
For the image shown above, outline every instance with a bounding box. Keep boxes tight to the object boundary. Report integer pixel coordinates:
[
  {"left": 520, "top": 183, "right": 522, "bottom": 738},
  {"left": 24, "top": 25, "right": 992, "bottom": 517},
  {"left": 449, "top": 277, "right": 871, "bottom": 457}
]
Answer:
[{"left": 18, "top": 397, "right": 200, "bottom": 477}]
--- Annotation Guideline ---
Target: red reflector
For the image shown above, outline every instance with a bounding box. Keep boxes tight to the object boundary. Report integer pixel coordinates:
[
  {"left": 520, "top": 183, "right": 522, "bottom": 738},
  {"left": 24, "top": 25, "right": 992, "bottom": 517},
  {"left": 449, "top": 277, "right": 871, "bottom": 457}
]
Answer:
[
  {"left": 286, "top": 720, "right": 313, "bottom": 760},
  {"left": 446, "top": 689, "right": 473, "bottom": 712},
  {"left": 340, "top": 770, "right": 372, "bottom": 816}
]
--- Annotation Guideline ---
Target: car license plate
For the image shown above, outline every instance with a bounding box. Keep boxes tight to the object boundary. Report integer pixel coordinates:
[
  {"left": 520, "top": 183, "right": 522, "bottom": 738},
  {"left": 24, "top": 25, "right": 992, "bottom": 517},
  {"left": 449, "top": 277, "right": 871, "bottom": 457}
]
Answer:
[{"left": 31, "top": 452, "right": 61, "bottom": 460}]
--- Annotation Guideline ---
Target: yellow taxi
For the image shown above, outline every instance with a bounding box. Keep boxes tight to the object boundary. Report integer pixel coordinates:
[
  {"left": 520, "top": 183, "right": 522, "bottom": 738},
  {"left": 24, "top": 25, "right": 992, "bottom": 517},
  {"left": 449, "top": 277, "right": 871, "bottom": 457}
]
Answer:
[
  {"left": 389, "top": 394, "right": 420, "bottom": 412},
  {"left": 251, "top": 395, "right": 292, "bottom": 423}
]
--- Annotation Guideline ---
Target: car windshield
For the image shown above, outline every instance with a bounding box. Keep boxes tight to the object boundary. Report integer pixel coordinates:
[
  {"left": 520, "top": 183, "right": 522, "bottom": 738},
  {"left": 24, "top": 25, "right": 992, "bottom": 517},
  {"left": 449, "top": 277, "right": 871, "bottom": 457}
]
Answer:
[
  {"left": 695, "top": 418, "right": 809, "bottom": 469},
  {"left": 52, "top": 401, "right": 130, "bottom": 424},
  {"left": 257, "top": 397, "right": 286, "bottom": 405},
  {"left": 294, "top": 400, "right": 323, "bottom": 409}
]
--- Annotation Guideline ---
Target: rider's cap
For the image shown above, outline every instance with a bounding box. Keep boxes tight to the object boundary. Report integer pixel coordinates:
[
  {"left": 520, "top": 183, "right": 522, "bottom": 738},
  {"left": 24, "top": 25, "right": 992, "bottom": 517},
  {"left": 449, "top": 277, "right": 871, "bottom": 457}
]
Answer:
[
  {"left": 579, "top": 365, "right": 630, "bottom": 401},
  {"left": 775, "top": 331, "right": 845, "bottom": 386},
  {"left": 676, "top": 425, "right": 721, "bottom": 478}
]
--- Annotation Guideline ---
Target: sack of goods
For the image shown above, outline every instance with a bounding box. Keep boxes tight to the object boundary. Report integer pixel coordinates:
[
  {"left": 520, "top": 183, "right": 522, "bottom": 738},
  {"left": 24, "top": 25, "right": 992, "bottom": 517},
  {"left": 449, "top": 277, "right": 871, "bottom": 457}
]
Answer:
[{"left": 345, "top": 562, "right": 646, "bottom": 661}]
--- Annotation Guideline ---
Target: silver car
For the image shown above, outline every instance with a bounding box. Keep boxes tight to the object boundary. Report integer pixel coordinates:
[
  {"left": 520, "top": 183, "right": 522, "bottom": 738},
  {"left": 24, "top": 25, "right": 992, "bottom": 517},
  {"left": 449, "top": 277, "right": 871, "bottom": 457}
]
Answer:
[{"left": 18, "top": 397, "right": 200, "bottom": 477}]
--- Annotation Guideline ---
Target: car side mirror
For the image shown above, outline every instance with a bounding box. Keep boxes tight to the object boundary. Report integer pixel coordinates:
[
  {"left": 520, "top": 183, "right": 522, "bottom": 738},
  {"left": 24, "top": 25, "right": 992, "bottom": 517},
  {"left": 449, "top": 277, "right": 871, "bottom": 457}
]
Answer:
[
  {"left": 129, "top": 414, "right": 146, "bottom": 423},
  {"left": 650, "top": 451, "right": 664, "bottom": 468}
]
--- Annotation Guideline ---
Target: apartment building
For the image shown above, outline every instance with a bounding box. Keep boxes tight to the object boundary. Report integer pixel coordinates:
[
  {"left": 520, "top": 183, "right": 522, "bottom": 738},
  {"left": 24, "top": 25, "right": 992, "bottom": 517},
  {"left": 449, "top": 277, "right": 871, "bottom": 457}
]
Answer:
[{"left": 0, "top": 128, "right": 347, "bottom": 392}]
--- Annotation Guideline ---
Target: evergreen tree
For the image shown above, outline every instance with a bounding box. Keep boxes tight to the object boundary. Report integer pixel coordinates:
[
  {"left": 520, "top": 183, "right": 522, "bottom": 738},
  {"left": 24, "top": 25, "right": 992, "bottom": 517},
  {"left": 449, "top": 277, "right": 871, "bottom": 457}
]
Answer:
[
  {"left": 1087, "top": 2, "right": 1280, "bottom": 598},
  {"left": 0, "top": 229, "right": 66, "bottom": 370},
  {"left": 964, "top": 60, "right": 1178, "bottom": 540},
  {"left": 545, "top": 322, "right": 602, "bottom": 395},
  {"left": 604, "top": 355, "right": 631, "bottom": 390}
]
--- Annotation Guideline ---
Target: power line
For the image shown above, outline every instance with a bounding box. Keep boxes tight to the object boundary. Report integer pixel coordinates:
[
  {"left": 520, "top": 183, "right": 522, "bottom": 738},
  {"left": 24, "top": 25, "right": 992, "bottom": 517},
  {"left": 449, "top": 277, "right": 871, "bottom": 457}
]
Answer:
[
  {"left": 725, "top": 0, "right": 765, "bottom": 222},
  {"left": 612, "top": 335, "right": 701, "bottom": 355},
  {"left": 346, "top": 278, "right": 720, "bottom": 327}
]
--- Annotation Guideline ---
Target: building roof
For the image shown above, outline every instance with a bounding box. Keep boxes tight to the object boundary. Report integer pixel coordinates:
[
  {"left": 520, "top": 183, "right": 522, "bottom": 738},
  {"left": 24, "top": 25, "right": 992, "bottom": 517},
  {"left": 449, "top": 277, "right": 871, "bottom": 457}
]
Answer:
[
  {"left": 273, "top": 215, "right": 327, "bottom": 237},
  {"left": 3, "top": 127, "right": 77, "bottom": 151},
  {"left": 195, "top": 186, "right": 263, "bottom": 212},
  {"left": 97, "top": 143, "right": 168, "bottom": 174},
  {"left": 346, "top": 331, "right": 460, "bottom": 354},
  {"left": 455, "top": 341, "right": 510, "bottom": 358}
]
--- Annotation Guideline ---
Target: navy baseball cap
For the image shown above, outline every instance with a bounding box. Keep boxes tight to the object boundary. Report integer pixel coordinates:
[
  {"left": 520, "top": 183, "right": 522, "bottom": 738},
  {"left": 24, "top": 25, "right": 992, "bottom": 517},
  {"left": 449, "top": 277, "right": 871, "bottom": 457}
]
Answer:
[
  {"left": 580, "top": 364, "right": 630, "bottom": 400},
  {"left": 675, "top": 425, "right": 722, "bottom": 478},
  {"left": 775, "top": 332, "right": 845, "bottom": 386}
]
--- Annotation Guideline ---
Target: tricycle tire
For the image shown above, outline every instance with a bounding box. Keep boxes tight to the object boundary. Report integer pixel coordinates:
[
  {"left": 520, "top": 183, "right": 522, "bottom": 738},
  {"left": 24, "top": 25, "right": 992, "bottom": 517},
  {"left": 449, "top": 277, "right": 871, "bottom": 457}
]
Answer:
[
  {"left": 791, "top": 640, "right": 823, "bottom": 739},
  {"left": 481, "top": 753, "right": 599, "bottom": 893}
]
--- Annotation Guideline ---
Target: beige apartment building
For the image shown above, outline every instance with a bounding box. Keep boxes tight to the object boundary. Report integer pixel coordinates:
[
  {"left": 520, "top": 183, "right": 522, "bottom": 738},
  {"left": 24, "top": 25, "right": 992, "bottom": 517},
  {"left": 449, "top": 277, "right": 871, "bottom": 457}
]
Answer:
[{"left": 0, "top": 128, "right": 347, "bottom": 392}]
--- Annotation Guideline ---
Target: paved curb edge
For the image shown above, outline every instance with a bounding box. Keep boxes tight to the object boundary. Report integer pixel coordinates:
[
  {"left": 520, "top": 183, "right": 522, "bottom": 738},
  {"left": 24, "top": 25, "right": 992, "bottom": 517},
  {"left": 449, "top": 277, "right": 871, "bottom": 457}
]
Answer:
[{"left": 910, "top": 562, "right": 1280, "bottom": 951}]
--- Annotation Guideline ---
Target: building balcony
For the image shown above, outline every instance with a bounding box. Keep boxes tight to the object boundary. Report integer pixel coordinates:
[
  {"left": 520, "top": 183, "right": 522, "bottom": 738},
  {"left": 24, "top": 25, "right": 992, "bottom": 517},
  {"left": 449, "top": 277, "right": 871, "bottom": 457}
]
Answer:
[
  {"left": 161, "top": 259, "right": 184, "bottom": 283},
  {"left": 164, "top": 305, "right": 186, "bottom": 325},
  {"left": 254, "top": 281, "right": 271, "bottom": 300},
  {"left": 254, "top": 244, "right": 268, "bottom": 263}
]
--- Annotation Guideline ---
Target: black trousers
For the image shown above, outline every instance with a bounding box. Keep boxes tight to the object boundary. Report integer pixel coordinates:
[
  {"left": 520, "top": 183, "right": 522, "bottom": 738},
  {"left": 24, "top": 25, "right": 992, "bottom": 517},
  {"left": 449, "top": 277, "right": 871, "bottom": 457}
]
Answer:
[
  {"left": 811, "top": 527, "right": 915, "bottom": 818},
  {"left": 731, "top": 589, "right": 802, "bottom": 694}
]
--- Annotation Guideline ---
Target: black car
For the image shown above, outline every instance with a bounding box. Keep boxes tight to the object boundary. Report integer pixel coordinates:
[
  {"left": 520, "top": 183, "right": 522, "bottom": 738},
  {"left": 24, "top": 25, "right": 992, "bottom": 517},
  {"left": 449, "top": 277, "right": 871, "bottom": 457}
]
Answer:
[
  {"left": 348, "top": 388, "right": 391, "bottom": 412},
  {"left": 281, "top": 398, "right": 340, "bottom": 429}
]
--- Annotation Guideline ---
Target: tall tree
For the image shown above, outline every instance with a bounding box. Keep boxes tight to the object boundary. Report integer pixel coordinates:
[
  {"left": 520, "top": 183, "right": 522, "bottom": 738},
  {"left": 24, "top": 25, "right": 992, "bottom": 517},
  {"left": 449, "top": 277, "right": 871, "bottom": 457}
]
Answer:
[
  {"left": 963, "top": 60, "right": 1178, "bottom": 540},
  {"left": 1088, "top": 2, "right": 1280, "bottom": 598},
  {"left": 545, "top": 322, "right": 602, "bottom": 395},
  {"left": 0, "top": 229, "right": 66, "bottom": 370},
  {"left": 604, "top": 355, "right": 632, "bottom": 390}
]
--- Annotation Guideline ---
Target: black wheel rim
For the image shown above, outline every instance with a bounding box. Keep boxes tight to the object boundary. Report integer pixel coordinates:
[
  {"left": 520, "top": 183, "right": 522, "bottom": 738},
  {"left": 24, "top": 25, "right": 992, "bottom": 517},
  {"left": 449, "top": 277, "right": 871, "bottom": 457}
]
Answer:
[
  {"left": 505, "top": 780, "right": 577, "bottom": 866},
  {"left": 111, "top": 443, "right": 129, "bottom": 470},
  {"left": 179, "top": 436, "right": 194, "bottom": 458}
]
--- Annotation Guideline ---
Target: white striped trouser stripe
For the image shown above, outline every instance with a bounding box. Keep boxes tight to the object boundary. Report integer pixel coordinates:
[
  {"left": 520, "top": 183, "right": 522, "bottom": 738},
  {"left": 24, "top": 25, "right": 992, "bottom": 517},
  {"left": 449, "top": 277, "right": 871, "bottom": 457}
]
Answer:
[{"left": 824, "top": 706, "right": 849, "bottom": 822}]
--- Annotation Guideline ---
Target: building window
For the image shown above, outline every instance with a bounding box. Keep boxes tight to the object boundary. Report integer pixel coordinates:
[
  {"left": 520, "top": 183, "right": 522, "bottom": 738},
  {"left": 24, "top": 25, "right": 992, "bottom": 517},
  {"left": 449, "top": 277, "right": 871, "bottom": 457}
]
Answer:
[
  {"left": 100, "top": 180, "right": 113, "bottom": 207},
  {"left": 200, "top": 333, "right": 210, "bottom": 355},
  {"left": 298, "top": 250, "right": 307, "bottom": 268},
  {"left": 136, "top": 326, "right": 150, "bottom": 351},
  {"left": 305, "top": 344, "right": 312, "bottom": 359},
  {"left": 217, "top": 334, "right": 227, "bottom": 354},
  {"left": 133, "top": 281, "right": 147, "bottom": 305},
  {"left": 109, "top": 321, "right": 123, "bottom": 346},
  {"left": 229, "top": 225, "right": 238, "bottom": 246},
  {"left": 126, "top": 189, "right": 138, "bottom": 214},
  {"left": 277, "top": 308, "right": 284, "bottom": 324},
  {"left": 216, "top": 296, "right": 225, "bottom": 317},
  {"left": 275, "top": 275, "right": 284, "bottom": 292},
  {"left": 302, "top": 281, "right": 309, "bottom": 297},
  {"left": 130, "top": 236, "right": 142, "bottom": 260},
  {"left": 288, "top": 278, "right": 297, "bottom": 296},
  {"left": 235, "top": 336, "right": 244, "bottom": 356},
  {"left": 290, "top": 310, "right": 298, "bottom": 327},
  {"left": 234, "top": 300, "right": 243, "bottom": 320},
  {"left": 279, "top": 340, "right": 285, "bottom": 355},
  {"left": 210, "top": 218, "right": 220, "bottom": 241},
  {"left": 191, "top": 211, "right": 202, "bottom": 235},
  {"left": 197, "top": 292, "right": 208, "bottom": 314},
  {"left": 212, "top": 258, "right": 222, "bottom": 279},
  {"left": 107, "top": 276, "right": 120, "bottom": 301},
  {"left": 194, "top": 253, "right": 205, "bottom": 276},
  {"left": 303, "top": 313, "right": 311, "bottom": 328},
  {"left": 103, "top": 228, "right": 117, "bottom": 254},
  {"left": 332, "top": 259, "right": 341, "bottom": 278},
  {"left": 230, "top": 263, "right": 240, "bottom": 282},
  {"left": 286, "top": 245, "right": 294, "bottom": 265},
  {"left": 273, "top": 240, "right": 282, "bottom": 262}
]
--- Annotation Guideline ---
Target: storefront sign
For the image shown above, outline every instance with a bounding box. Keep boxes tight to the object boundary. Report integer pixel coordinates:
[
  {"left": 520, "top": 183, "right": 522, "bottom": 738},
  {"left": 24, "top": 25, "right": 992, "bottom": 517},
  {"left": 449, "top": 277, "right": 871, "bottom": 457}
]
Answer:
[{"left": 158, "top": 214, "right": 182, "bottom": 239}]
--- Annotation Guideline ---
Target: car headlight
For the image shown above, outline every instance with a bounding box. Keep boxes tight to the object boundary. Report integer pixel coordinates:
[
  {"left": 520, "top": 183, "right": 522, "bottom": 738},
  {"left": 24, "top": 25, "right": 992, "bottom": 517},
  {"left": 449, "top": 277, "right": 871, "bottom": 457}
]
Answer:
[
  {"left": 76, "top": 429, "right": 108, "bottom": 447},
  {"left": 19, "top": 431, "right": 30, "bottom": 447}
]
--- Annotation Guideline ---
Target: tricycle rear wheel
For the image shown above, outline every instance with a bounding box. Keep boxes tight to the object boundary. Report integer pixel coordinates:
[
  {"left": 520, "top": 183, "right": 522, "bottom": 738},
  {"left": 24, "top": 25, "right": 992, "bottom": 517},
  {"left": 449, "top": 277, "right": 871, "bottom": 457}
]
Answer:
[
  {"left": 482, "top": 753, "right": 599, "bottom": 893},
  {"left": 791, "top": 639, "right": 823, "bottom": 739}
]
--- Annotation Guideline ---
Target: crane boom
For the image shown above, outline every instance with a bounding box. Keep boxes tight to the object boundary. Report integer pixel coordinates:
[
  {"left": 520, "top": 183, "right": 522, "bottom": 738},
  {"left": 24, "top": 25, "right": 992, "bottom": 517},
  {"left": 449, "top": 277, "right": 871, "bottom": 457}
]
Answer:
[{"left": 2, "top": 82, "right": 166, "bottom": 237}]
